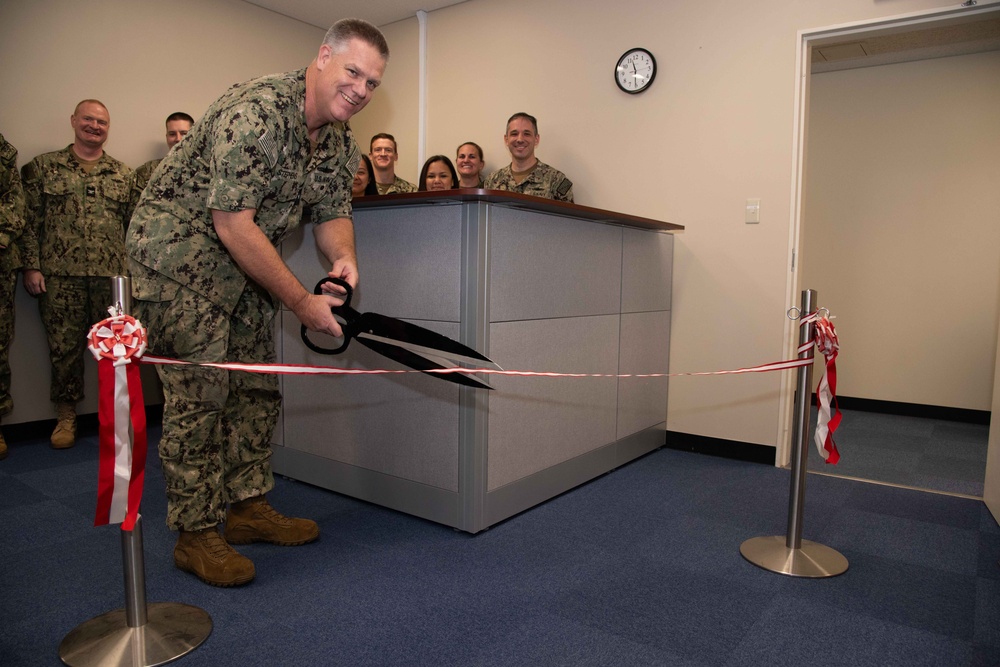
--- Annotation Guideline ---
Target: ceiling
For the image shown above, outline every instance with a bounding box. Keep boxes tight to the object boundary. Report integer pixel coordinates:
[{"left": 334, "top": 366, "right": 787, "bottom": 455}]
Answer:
[
  {"left": 242, "top": 1, "right": 1000, "bottom": 73},
  {"left": 812, "top": 13, "right": 1000, "bottom": 73},
  {"left": 242, "top": 0, "right": 469, "bottom": 29}
]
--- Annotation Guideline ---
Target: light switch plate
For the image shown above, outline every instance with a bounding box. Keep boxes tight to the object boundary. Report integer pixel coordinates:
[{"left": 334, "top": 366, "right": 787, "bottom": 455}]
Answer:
[{"left": 745, "top": 198, "right": 760, "bottom": 224}]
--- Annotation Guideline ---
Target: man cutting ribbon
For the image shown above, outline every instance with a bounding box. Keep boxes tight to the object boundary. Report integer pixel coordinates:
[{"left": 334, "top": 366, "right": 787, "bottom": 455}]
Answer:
[{"left": 125, "top": 19, "right": 390, "bottom": 587}]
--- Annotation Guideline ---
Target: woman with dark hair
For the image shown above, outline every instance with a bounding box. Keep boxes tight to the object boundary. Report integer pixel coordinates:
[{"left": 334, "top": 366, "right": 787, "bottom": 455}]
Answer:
[
  {"left": 418, "top": 155, "right": 458, "bottom": 191},
  {"left": 352, "top": 154, "right": 379, "bottom": 199},
  {"left": 455, "top": 141, "right": 486, "bottom": 188}
]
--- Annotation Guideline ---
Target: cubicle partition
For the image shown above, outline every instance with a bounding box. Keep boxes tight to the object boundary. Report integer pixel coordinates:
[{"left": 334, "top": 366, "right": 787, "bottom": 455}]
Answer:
[{"left": 274, "top": 190, "right": 682, "bottom": 533}]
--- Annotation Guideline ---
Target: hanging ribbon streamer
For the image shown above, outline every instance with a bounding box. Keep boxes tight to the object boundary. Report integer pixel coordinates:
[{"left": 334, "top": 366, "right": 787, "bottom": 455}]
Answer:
[
  {"left": 88, "top": 309, "right": 148, "bottom": 531},
  {"left": 810, "top": 313, "right": 841, "bottom": 464}
]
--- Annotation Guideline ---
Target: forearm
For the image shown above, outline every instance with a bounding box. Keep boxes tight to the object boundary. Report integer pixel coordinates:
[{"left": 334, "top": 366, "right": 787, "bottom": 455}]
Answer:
[
  {"left": 314, "top": 217, "right": 358, "bottom": 286},
  {"left": 212, "top": 208, "right": 310, "bottom": 311}
]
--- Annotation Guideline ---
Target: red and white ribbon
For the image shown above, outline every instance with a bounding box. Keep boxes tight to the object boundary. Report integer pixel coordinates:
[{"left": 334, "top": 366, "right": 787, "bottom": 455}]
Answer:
[
  {"left": 137, "top": 309, "right": 841, "bottom": 466},
  {"left": 88, "top": 309, "right": 148, "bottom": 531},
  {"left": 809, "top": 313, "right": 841, "bottom": 464}
]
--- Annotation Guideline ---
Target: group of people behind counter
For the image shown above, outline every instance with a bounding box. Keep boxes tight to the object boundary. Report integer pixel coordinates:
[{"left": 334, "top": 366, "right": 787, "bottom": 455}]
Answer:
[
  {"left": 351, "top": 112, "right": 575, "bottom": 204},
  {"left": 0, "top": 18, "right": 571, "bottom": 590}
]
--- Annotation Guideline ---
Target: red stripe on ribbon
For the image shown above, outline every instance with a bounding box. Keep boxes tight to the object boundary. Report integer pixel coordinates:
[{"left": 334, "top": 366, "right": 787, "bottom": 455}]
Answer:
[
  {"left": 90, "top": 313, "right": 148, "bottom": 531},
  {"left": 139, "top": 354, "right": 815, "bottom": 379},
  {"left": 94, "top": 358, "right": 118, "bottom": 526}
]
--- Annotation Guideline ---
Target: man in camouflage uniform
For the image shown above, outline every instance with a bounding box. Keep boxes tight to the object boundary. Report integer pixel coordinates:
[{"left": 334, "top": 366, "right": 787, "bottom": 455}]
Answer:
[
  {"left": 128, "top": 111, "right": 194, "bottom": 218},
  {"left": 484, "top": 112, "right": 574, "bottom": 202},
  {"left": 369, "top": 133, "right": 416, "bottom": 194},
  {"left": 126, "top": 18, "right": 389, "bottom": 587},
  {"left": 0, "top": 132, "right": 25, "bottom": 460},
  {"left": 20, "top": 100, "right": 133, "bottom": 449}
]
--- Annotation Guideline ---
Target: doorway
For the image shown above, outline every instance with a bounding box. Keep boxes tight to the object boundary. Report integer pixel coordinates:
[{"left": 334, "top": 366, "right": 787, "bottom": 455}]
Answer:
[{"left": 781, "top": 5, "right": 1000, "bottom": 500}]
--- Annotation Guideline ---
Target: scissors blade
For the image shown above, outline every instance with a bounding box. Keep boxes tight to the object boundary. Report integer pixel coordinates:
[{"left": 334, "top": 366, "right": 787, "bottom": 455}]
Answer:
[
  {"left": 355, "top": 313, "right": 503, "bottom": 371},
  {"left": 358, "top": 331, "right": 503, "bottom": 371},
  {"left": 356, "top": 336, "right": 494, "bottom": 390}
]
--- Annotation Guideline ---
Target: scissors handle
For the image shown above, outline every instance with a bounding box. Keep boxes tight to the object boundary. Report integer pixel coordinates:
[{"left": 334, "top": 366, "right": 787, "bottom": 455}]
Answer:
[{"left": 300, "top": 277, "right": 357, "bottom": 355}]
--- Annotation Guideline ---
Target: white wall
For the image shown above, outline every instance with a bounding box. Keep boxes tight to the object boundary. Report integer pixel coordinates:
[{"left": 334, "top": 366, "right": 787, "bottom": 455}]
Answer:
[
  {"left": 4, "top": 0, "right": 992, "bottom": 448},
  {"left": 0, "top": 0, "right": 325, "bottom": 424},
  {"left": 356, "top": 0, "right": 974, "bottom": 448},
  {"left": 802, "top": 52, "right": 1000, "bottom": 410}
]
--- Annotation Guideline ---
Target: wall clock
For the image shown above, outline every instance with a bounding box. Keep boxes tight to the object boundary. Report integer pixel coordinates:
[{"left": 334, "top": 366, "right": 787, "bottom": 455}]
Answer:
[{"left": 615, "top": 47, "right": 656, "bottom": 94}]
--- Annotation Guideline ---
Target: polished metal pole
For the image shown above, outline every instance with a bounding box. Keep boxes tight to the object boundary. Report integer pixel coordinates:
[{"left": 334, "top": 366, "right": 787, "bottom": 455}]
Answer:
[
  {"left": 739, "top": 288, "right": 848, "bottom": 578},
  {"left": 59, "top": 276, "right": 212, "bottom": 667},
  {"left": 785, "top": 289, "right": 815, "bottom": 550},
  {"left": 111, "top": 277, "right": 149, "bottom": 629}
]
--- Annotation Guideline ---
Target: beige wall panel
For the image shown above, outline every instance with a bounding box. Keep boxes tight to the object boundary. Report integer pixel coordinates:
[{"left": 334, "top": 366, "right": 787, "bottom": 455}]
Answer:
[
  {"left": 372, "top": 0, "right": 962, "bottom": 448},
  {"left": 0, "top": 0, "right": 326, "bottom": 425},
  {"left": 803, "top": 53, "right": 1000, "bottom": 410}
]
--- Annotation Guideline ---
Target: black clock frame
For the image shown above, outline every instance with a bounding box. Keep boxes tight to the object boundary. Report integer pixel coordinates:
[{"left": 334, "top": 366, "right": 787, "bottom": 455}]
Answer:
[{"left": 615, "top": 47, "right": 657, "bottom": 95}]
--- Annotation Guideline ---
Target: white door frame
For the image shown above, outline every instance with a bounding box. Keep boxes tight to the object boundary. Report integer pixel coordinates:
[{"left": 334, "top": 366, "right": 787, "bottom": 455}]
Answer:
[{"left": 777, "top": 2, "right": 1000, "bottom": 468}]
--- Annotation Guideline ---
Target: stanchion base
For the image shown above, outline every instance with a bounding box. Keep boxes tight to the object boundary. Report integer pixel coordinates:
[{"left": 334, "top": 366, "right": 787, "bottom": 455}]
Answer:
[
  {"left": 59, "top": 602, "right": 212, "bottom": 667},
  {"left": 740, "top": 535, "right": 848, "bottom": 578}
]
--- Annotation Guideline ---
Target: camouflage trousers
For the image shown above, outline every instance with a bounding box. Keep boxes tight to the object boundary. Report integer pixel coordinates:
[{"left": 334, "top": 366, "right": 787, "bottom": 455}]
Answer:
[
  {"left": 136, "top": 280, "right": 280, "bottom": 532},
  {"left": 0, "top": 268, "right": 16, "bottom": 416},
  {"left": 38, "top": 275, "right": 113, "bottom": 404}
]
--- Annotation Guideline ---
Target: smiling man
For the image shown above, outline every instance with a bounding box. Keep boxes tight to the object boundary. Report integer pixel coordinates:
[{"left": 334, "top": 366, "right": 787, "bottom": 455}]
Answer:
[
  {"left": 20, "top": 99, "right": 133, "bottom": 449},
  {"left": 484, "top": 112, "right": 573, "bottom": 202},
  {"left": 126, "top": 19, "right": 388, "bottom": 587},
  {"left": 368, "top": 133, "right": 416, "bottom": 194},
  {"left": 128, "top": 111, "right": 195, "bottom": 217}
]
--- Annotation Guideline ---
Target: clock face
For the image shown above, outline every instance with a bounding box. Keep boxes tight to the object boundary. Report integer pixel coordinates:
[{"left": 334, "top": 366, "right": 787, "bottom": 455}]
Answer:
[{"left": 615, "top": 48, "right": 656, "bottom": 94}]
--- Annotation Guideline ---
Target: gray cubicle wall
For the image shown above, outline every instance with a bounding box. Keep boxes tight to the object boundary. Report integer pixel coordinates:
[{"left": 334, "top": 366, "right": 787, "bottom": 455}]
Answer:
[{"left": 275, "top": 195, "right": 674, "bottom": 533}]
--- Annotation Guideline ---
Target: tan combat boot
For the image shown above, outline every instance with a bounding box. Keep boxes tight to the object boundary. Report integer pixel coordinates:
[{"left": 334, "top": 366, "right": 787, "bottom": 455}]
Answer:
[
  {"left": 0, "top": 428, "right": 7, "bottom": 460},
  {"left": 174, "top": 527, "right": 255, "bottom": 587},
  {"left": 225, "top": 495, "right": 319, "bottom": 546},
  {"left": 50, "top": 403, "right": 77, "bottom": 449}
]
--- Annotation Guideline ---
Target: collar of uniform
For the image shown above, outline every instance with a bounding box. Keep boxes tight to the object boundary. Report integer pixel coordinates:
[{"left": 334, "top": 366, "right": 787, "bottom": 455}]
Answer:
[{"left": 62, "top": 144, "right": 117, "bottom": 175}]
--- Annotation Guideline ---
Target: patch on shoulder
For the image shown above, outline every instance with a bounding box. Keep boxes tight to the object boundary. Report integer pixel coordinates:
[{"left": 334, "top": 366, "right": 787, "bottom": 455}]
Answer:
[
  {"left": 0, "top": 139, "right": 16, "bottom": 163},
  {"left": 345, "top": 143, "right": 361, "bottom": 178},
  {"left": 257, "top": 130, "right": 278, "bottom": 169}
]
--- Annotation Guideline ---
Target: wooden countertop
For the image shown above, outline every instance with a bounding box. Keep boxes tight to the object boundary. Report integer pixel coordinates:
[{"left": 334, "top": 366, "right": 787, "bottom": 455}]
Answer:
[{"left": 352, "top": 188, "right": 684, "bottom": 233}]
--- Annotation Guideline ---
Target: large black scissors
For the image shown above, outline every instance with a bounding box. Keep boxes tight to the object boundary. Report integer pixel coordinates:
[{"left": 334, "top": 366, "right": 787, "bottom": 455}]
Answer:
[{"left": 300, "top": 277, "right": 501, "bottom": 390}]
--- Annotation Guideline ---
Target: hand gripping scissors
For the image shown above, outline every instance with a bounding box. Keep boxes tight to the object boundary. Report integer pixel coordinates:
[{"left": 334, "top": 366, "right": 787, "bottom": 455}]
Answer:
[{"left": 300, "top": 277, "right": 501, "bottom": 390}]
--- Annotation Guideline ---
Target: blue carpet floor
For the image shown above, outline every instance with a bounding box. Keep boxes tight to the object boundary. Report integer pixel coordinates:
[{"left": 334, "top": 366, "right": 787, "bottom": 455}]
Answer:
[
  {"left": 808, "top": 408, "right": 989, "bottom": 497},
  {"left": 1, "top": 425, "right": 998, "bottom": 666}
]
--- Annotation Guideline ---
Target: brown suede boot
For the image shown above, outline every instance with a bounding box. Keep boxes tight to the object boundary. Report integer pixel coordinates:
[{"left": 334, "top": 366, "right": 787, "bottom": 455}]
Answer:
[
  {"left": 50, "top": 403, "right": 76, "bottom": 449},
  {"left": 225, "top": 495, "right": 319, "bottom": 546},
  {"left": 174, "top": 527, "right": 255, "bottom": 587}
]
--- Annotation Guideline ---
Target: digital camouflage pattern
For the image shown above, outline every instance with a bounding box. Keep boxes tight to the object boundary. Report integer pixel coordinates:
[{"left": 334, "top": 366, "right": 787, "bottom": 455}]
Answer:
[
  {"left": 127, "top": 67, "right": 359, "bottom": 530},
  {"left": 134, "top": 279, "right": 279, "bottom": 531},
  {"left": 484, "top": 159, "right": 574, "bottom": 203},
  {"left": 38, "top": 275, "right": 112, "bottom": 403},
  {"left": 0, "top": 132, "right": 25, "bottom": 415},
  {"left": 18, "top": 145, "right": 132, "bottom": 404},
  {"left": 127, "top": 157, "right": 161, "bottom": 222},
  {"left": 19, "top": 146, "right": 132, "bottom": 276},
  {"left": 127, "top": 67, "right": 360, "bottom": 320},
  {"left": 375, "top": 175, "right": 417, "bottom": 195}
]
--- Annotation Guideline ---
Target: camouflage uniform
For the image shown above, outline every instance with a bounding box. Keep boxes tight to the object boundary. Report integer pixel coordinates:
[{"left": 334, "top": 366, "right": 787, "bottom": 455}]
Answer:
[
  {"left": 484, "top": 159, "right": 574, "bottom": 202},
  {"left": 20, "top": 146, "right": 132, "bottom": 403},
  {"left": 127, "top": 158, "right": 161, "bottom": 222},
  {"left": 0, "top": 132, "right": 25, "bottom": 417},
  {"left": 375, "top": 175, "right": 416, "bottom": 195},
  {"left": 127, "top": 68, "right": 359, "bottom": 531}
]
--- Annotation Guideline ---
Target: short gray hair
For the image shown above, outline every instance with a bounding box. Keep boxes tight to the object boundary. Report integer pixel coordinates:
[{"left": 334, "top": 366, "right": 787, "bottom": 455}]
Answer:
[{"left": 323, "top": 18, "right": 389, "bottom": 60}]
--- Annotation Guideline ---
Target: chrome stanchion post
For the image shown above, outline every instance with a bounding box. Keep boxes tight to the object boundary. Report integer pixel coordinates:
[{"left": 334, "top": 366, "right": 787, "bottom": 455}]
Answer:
[
  {"left": 739, "top": 289, "right": 848, "bottom": 578},
  {"left": 785, "top": 288, "right": 814, "bottom": 551},
  {"left": 59, "top": 276, "right": 213, "bottom": 667}
]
